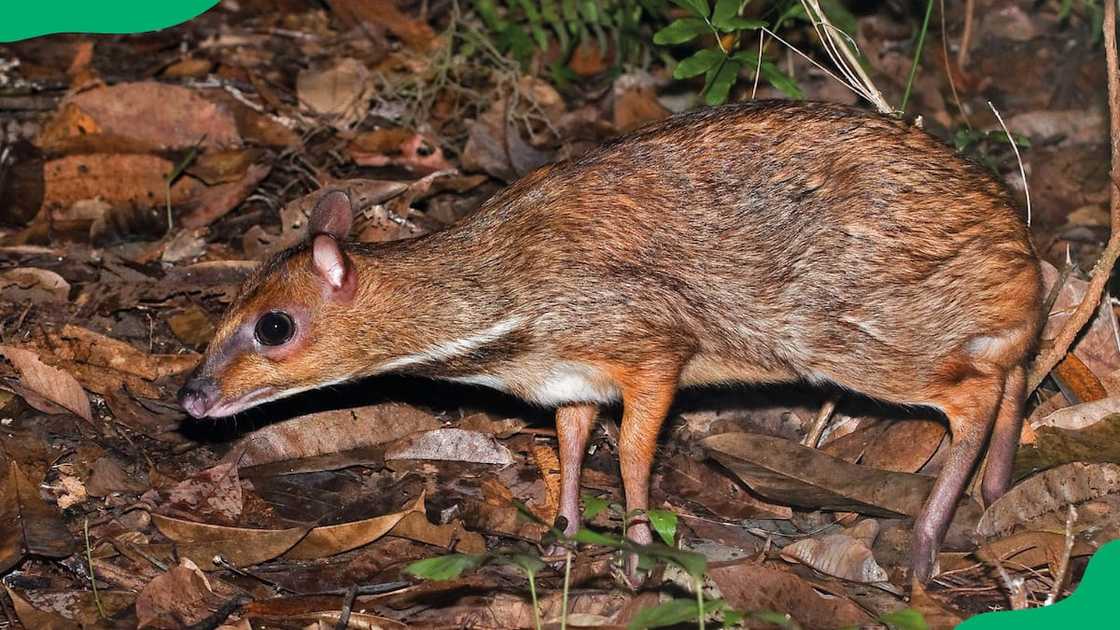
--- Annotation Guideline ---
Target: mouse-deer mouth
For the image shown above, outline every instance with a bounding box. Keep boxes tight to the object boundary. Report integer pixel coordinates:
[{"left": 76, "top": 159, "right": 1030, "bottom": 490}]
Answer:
[{"left": 206, "top": 386, "right": 280, "bottom": 418}]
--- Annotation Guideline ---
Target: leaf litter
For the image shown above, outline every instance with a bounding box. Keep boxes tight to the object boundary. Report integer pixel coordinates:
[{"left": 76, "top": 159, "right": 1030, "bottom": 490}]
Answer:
[{"left": 0, "top": 1, "right": 1116, "bottom": 627}]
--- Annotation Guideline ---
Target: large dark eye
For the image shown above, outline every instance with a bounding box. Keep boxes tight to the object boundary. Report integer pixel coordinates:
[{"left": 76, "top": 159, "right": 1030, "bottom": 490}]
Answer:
[{"left": 255, "top": 311, "right": 294, "bottom": 346}]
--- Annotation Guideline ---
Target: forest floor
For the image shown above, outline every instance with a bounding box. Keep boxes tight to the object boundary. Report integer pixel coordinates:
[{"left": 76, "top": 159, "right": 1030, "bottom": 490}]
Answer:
[{"left": 0, "top": 0, "right": 1117, "bottom": 628}]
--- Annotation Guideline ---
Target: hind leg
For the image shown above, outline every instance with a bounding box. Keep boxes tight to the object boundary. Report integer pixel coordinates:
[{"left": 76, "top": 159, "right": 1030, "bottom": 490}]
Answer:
[
  {"left": 912, "top": 372, "right": 1003, "bottom": 582},
  {"left": 981, "top": 365, "right": 1026, "bottom": 505}
]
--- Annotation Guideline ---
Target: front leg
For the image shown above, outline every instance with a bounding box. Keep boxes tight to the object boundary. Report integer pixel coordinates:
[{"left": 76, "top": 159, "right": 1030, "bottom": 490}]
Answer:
[{"left": 556, "top": 403, "right": 599, "bottom": 537}]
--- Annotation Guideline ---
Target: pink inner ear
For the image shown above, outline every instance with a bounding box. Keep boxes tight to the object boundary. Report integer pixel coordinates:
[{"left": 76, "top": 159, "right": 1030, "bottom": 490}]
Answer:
[
  {"left": 312, "top": 234, "right": 348, "bottom": 289},
  {"left": 309, "top": 190, "right": 353, "bottom": 240}
]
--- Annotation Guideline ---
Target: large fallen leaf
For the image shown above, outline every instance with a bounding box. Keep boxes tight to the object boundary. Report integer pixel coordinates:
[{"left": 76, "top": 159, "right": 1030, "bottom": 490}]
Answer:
[
  {"left": 4, "top": 587, "right": 75, "bottom": 630},
  {"left": 385, "top": 428, "right": 513, "bottom": 465},
  {"left": 861, "top": 418, "right": 945, "bottom": 473},
  {"left": 326, "top": 0, "right": 437, "bottom": 50},
  {"left": 159, "top": 463, "right": 244, "bottom": 526},
  {"left": 0, "top": 461, "right": 77, "bottom": 573},
  {"left": 780, "top": 520, "right": 890, "bottom": 584},
  {"left": 135, "top": 559, "right": 228, "bottom": 629},
  {"left": 281, "top": 494, "right": 423, "bottom": 560},
  {"left": 387, "top": 510, "right": 486, "bottom": 554},
  {"left": 976, "top": 530, "right": 1097, "bottom": 576},
  {"left": 179, "top": 162, "right": 271, "bottom": 228},
  {"left": 152, "top": 514, "right": 308, "bottom": 570},
  {"left": 709, "top": 561, "right": 873, "bottom": 629},
  {"left": 703, "top": 432, "right": 933, "bottom": 517},
  {"left": 347, "top": 127, "right": 453, "bottom": 174},
  {"left": 222, "top": 403, "right": 441, "bottom": 468},
  {"left": 0, "top": 345, "right": 92, "bottom": 420},
  {"left": 42, "top": 154, "right": 202, "bottom": 218},
  {"left": 0, "top": 267, "right": 70, "bottom": 303},
  {"left": 1041, "top": 261, "right": 1120, "bottom": 388},
  {"left": 657, "top": 455, "right": 793, "bottom": 520},
  {"left": 977, "top": 462, "right": 1120, "bottom": 537},
  {"left": 1016, "top": 414, "right": 1120, "bottom": 474},
  {"left": 48, "top": 324, "right": 198, "bottom": 381},
  {"left": 37, "top": 82, "right": 240, "bottom": 153},
  {"left": 1032, "top": 397, "right": 1120, "bottom": 431}
]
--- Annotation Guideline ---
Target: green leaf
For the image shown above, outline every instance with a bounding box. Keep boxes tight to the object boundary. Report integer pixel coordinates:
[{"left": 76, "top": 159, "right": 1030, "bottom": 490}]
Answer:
[
  {"left": 647, "top": 509, "right": 678, "bottom": 546},
  {"left": 575, "top": 527, "right": 625, "bottom": 547},
  {"left": 582, "top": 494, "right": 609, "bottom": 520},
  {"left": 652, "top": 17, "right": 708, "bottom": 45},
  {"left": 880, "top": 608, "right": 929, "bottom": 630},
  {"left": 499, "top": 553, "right": 547, "bottom": 578},
  {"left": 404, "top": 553, "right": 485, "bottom": 581},
  {"left": 711, "top": 0, "right": 741, "bottom": 29},
  {"left": 474, "top": 0, "right": 506, "bottom": 31},
  {"left": 515, "top": 0, "right": 549, "bottom": 49},
  {"left": 705, "top": 58, "right": 741, "bottom": 105},
  {"left": 672, "top": 48, "right": 724, "bottom": 79},
  {"left": 717, "top": 16, "right": 765, "bottom": 31},
  {"left": 671, "top": 0, "right": 710, "bottom": 19},
  {"left": 635, "top": 543, "right": 708, "bottom": 578},
  {"left": 761, "top": 60, "right": 802, "bottom": 99},
  {"left": 627, "top": 597, "right": 728, "bottom": 629},
  {"left": 749, "top": 610, "right": 800, "bottom": 628}
]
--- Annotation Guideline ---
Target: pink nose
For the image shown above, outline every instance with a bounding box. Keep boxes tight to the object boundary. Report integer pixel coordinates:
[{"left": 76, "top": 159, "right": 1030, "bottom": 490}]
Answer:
[{"left": 177, "top": 378, "right": 218, "bottom": 418}]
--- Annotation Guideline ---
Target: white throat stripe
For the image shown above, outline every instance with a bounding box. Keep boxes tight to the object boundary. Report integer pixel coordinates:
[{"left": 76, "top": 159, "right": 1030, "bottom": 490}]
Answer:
[{"left": 377, "top": 316, "right": 524, "bottom": 372}]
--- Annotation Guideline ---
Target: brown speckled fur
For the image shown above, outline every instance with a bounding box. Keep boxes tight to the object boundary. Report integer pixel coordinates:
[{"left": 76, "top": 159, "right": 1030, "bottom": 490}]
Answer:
[{"left": 192, "top": 100, "right": 1043, "bottom": 582}]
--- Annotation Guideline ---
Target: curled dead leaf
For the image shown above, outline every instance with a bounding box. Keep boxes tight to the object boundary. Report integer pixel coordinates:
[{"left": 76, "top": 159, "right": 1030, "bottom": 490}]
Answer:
[
  {"left": 0, "top": 345, "right": 92, "bottom": 420},
  {"left": 977, "top": 462, "right": 1120, "bottom": 537}
]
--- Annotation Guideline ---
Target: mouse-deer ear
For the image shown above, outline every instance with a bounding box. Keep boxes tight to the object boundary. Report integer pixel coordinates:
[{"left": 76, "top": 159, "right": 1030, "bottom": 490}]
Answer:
[
  {"left": 309, "top": 189, "right": 353, "bottom": 241},
  {"left": 311, "top": 233, "right": 356, "bottom": 300}
]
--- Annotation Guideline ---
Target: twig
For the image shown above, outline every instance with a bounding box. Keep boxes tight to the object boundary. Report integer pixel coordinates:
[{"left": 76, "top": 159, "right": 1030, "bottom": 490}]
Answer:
[
  {"left": 1045, "top": 505, "right": 1079, "bottom": 606},
  {"left": 334, "top": 584, "right": 358, "bottom": 630},
  {"left": 958, "top": 0, "right": 976, "bottom": 70},
  {"left": 939, "top": 0, "right": 971, "bottom": 127},
  {"left": 1027, "top": 0, "right": 1120, "bottom": 393},
  {"left": 798, "top": 0, "right": 892, "bottom": 114},
  {"left": 84, "top": 518, "right": 106, "bottom": 620},
  {"left": 987, "top": 101, "right": 1031, "bottom": 226},
  {"left": 802, "top": 396, "right": 839, "bottom": 447},
  {"left": 984, "top": 543, "right": 1029, "bottom": 610}
]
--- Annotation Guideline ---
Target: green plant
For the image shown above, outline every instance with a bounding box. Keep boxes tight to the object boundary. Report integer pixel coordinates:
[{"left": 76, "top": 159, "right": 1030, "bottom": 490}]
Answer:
[{"left": 952, "top": 126, "right": 1031, "bottom": 174}]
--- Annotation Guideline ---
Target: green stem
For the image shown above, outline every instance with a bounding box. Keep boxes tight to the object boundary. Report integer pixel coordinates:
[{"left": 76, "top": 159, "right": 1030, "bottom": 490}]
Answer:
[
  {"left": 901, "top": 0, "right": 935, "bottom": 113},
  {"left": 529, "top": 571, "right": 541, "bottom": 630},
  {"left": 561, "top": 550, "right": 572, "bottom": 630},
  {"left": 697, "top": 576, "right": 705, "bottom": 630}
]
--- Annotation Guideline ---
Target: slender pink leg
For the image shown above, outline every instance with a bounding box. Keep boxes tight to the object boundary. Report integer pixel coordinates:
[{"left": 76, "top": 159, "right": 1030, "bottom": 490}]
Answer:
[{"left": 556, "top": 404, "right": 598, "bottom": 536}]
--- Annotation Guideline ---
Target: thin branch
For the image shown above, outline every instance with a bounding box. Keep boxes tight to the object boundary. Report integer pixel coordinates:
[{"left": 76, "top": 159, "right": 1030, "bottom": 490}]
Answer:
[{"left": 1027, "top": 0, "right": 1120, "bottom": 393}]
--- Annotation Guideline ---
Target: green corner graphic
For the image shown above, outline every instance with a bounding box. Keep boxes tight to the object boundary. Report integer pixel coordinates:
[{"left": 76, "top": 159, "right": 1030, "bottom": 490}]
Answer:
[
  {"left": 959, "top": 538, "right": 1120, "bottom": 628},
  {"left": 1, "top": 1, "right": 219, "bottom": 43}
]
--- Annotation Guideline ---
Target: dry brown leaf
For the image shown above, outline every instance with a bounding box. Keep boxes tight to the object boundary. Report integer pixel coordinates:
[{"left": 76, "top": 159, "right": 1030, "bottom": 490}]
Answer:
[
  {"left": 861, "top": 418, "right": 946, "bottom": 473},
  {"left": 658, "top": 455, "right": 793, "bottom": 520},
  {"left": 0, "top": 345, "right": 92, "bottom": 420},
  {"left": 185, "top": 148, "right": 266, "bottom": 185},
  {"left": 222, "top": 403, "right": 441, "bottom": 468},
  {"left": 613, "top": 76, "right": 670, "bottom": 132},
  {"left": 159, "top": 462, "right": 244, "bottom": 526},
  {"left": 703, "top": 432, "right": 934, "bottom": 517},
  {"left": 135, "top": 558, "right": 228, "bottom": 629},
  {"left": 1053, "top": 353, "right": 1109, "bottom": 403},
  {"left": 710, "top": 561, "right": 873, "bottom": 629},
  {"left": 281, "top": 494, "right": 423, "bottom": 560},
  {"left": 152, "top": 514, "right": 308, "bottom": 570},
  {"left": 388, "top": 509, "right": 487, "bottom": 554},
  {"left": 530, "top": 442, "right": 562, "bottom": 524},
  {"left": 37, "top": 82, "right": 240, "bottom": 154},
  {"left": 168, "top": 305, "right": 216, "bottom": 348},
  {"left": 49, "top": 324, "right": 198, "bottom": 381},
  {"left": 385, "top": 428, "right": 513, "bottom": 465},
  {"left": 42, "top": 153, "right": 203, "bottom": 217},
  {"left": 779, "top": 520, "right": 891, "bottom": 584},
  {"left": 326, "top": 0, "right": 437, "bottom": 50},
  {"left": 1041, "top": 261, "right": 1120, "bottom": 386},
  {"left": 908, "top": 578, "right": 965, "bottom": 630},
  {"left": 0, "top": 267, "right": 70, "bottom": 303},
  {"left": 4, "top": 586, "right": 76, "bottom": 630},
  {"left": 347, "top": 127, "right": 454, "bottom": 174},
  {"left": 458, "top": 412, "right": 527, "bottom": 437},
  {"left": 86, "top": 456, "right": 146, "bottom": 497},
  {"left": 179, "top": 162, "right": 271, "bottom": 228},
  {"left": 977, "top": 462, "right": 1120, "bottom": 537},
  {"left": 1032, "top": 395, "right": 1120, "bottom": 431},
  {"left": 297, "top": 57, "right": 373, "bottom": 129},
  {"left": 0, "top": 461, "right": 77, "bottom": 573},
  {"left": 976, "top": 530, "right": 1096, "bottom": 575}
]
